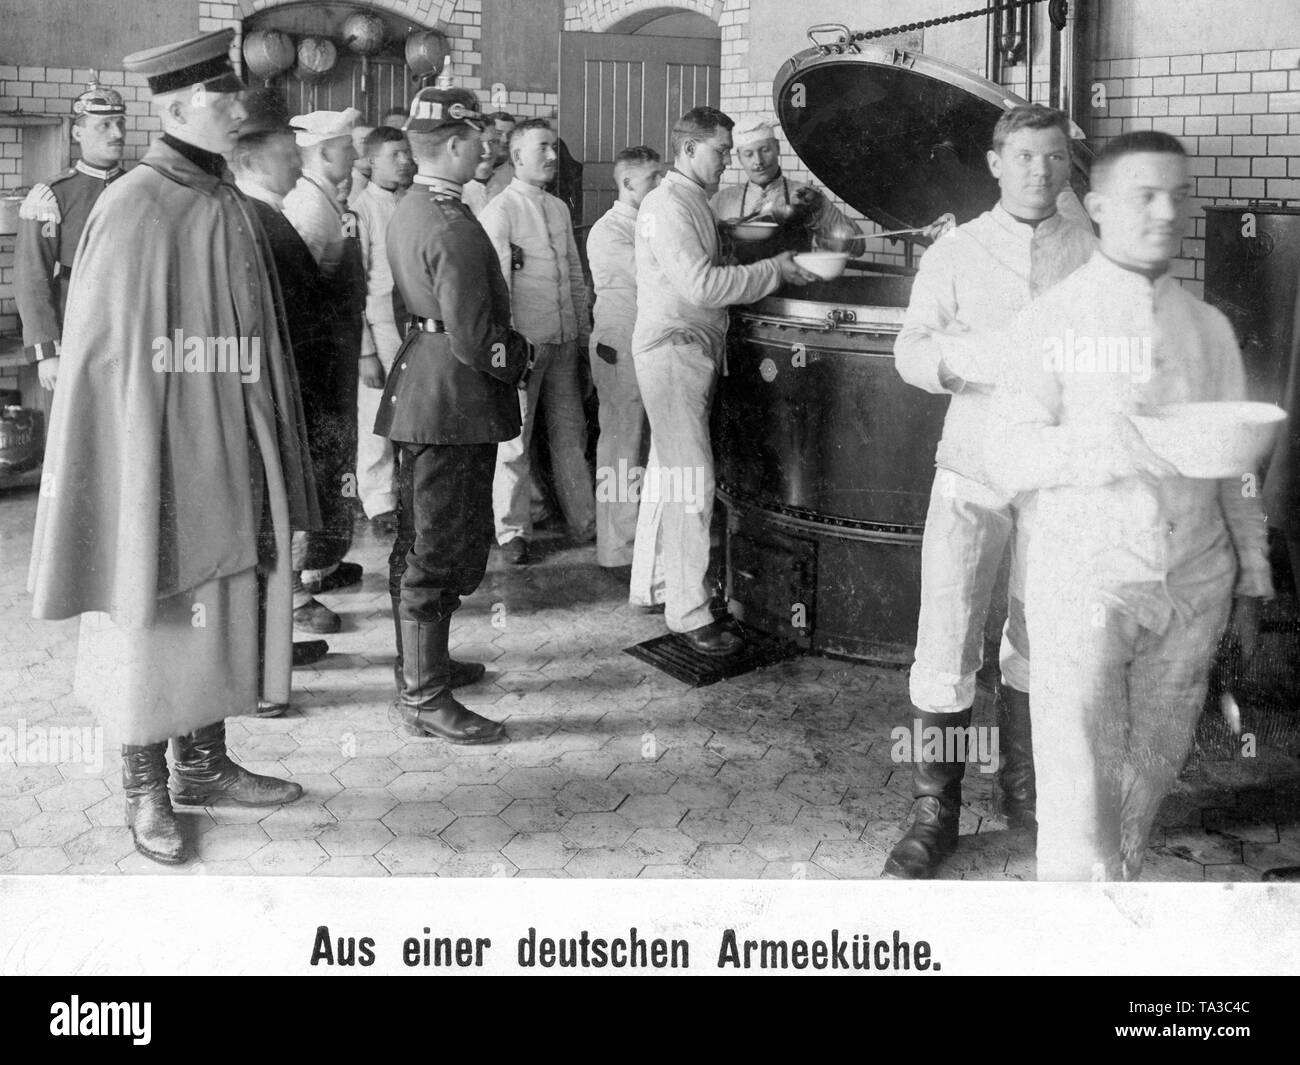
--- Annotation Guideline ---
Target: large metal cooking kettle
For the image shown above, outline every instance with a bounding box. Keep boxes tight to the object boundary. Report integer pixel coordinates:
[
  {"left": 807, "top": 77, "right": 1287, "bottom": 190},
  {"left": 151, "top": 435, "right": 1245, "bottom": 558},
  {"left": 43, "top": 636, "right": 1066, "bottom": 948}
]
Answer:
[{"left": 773, "top": 37, "right": 1092, "bottom": 233}]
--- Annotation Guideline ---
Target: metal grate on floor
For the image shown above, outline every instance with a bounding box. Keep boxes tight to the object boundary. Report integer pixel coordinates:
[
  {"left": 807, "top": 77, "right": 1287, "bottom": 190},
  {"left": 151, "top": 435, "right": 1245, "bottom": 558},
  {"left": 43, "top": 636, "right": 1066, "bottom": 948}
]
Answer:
[{"left": 623, "top": 626, "right": 801, "bottom": 687}]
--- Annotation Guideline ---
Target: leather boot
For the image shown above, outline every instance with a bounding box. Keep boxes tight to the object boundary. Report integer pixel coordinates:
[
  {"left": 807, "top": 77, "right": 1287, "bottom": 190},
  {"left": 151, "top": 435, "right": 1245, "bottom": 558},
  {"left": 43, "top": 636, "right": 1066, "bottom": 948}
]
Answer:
[
  {"left": 122, "top": 743, "right": 185, "bottom": 865},
  {"left": 391, "top": 596, "right": 485, "bottom": 693},
  {"left": 170, "top": 722, "right": 304, "bottom": 807},
  {"left": 993, "top": 684, "right": 1037, "bottom": 831},
  {"left": 398, "top": 616, "right": 504, "bottom": 744},
  {"left": 881, "top": 709, "right": 970, "bottom": 880}
]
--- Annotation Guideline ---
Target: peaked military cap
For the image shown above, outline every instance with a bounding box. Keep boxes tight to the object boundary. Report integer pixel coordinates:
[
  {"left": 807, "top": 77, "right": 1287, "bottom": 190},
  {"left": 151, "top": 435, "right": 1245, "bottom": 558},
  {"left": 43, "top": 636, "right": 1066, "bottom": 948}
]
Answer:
[
  {"left": 123, "top": 28, "right": 245, "bottom": 97},
  {"left": 403, "top": 86, "right": 483, "bottom": 134}
]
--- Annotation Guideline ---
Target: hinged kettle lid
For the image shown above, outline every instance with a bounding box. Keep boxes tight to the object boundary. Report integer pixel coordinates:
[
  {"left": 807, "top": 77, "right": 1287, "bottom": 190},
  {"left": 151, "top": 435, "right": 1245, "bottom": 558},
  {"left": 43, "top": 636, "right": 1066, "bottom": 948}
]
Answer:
[{"left": 773, "top": 39, "right": 1091, "bottom": 233}]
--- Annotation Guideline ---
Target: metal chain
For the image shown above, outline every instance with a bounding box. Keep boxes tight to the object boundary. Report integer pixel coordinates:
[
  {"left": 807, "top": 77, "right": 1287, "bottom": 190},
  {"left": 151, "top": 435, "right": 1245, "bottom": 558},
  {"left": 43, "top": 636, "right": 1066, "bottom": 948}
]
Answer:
[{"left": 849, "top": 0, "right": 1049, "bottom": 42}]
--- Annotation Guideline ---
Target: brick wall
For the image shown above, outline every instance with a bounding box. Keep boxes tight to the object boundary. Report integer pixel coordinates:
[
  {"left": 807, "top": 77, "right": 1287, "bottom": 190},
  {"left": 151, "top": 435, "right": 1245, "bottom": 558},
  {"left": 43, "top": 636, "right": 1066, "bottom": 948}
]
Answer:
[
  {"left": 718, "top": 0, "right": 911, "bottom": 263},
  {"left": 0, "top": 0, "right": 488, "bottom": 357},
  {"left": 0, "top": 66, "right": 161, "bottom": 193},
  {"left": 0, "top": 232, "right": 16, "bottom": 397},
  {"left": 0, "top": 0, "right": 243, "bottom": 352},
  {"left": 1088, "top": 47, "right": 1300, "bottom": 298},
  {"left": 0, "top": 64, "right": 161, "bottom": 361}
]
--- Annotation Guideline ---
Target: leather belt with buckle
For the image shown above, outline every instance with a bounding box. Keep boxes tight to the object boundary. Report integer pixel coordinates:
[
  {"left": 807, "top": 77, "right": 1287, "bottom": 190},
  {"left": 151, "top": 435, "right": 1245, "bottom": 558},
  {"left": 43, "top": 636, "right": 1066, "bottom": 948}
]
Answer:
[{"left": 409, "top": 316, "right": 446, "bottom": 334}]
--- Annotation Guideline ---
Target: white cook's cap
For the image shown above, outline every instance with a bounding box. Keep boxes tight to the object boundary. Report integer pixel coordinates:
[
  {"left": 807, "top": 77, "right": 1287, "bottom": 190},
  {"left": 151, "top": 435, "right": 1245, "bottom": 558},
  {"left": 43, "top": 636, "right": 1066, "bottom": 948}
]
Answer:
[
  {"left": 733, "top": 119, "right": 777, "bottom": 148},
  {"left": 290, "top": 107, "right": 363, "bottom": 148}
]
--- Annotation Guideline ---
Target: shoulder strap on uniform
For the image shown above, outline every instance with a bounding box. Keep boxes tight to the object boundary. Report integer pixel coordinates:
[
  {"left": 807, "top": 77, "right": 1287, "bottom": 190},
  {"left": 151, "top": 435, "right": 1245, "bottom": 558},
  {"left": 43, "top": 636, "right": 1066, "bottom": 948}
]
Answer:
[
  {"left": 19, "top": 183, "right": 61, "bottom": 224},
  {"left": 432, "top": 195, "right": 466, "bottom": 222}
]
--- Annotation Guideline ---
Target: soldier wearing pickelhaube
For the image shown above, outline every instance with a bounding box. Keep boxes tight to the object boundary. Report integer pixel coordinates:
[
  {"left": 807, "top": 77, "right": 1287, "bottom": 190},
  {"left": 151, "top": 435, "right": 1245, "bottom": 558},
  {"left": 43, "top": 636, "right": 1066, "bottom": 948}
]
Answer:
[{"left": 14, "top": 77, "right": 128, "bottom": 396}]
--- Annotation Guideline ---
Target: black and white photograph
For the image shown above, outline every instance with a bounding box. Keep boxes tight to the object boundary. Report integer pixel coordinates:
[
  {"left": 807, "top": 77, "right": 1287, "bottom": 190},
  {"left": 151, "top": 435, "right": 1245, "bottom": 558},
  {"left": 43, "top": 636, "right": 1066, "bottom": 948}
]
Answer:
[{"left": 1, "top": 0, "right": 1298, "bottom": 990}]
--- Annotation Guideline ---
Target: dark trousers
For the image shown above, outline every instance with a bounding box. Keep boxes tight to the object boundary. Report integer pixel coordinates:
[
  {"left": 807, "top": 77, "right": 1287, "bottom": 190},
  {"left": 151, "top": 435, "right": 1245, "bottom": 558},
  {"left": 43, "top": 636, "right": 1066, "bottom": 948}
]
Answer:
[
  {"left": 389, "top": 441, "right": 498, "bottom": 623},
  {"left": 292, "top": 408, "right": 357, "bottom": 575}
]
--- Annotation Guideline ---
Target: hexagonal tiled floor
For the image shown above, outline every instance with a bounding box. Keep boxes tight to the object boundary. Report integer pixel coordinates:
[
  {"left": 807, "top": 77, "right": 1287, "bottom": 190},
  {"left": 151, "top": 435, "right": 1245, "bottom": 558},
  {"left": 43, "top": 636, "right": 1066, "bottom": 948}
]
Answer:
[{"left": 2, "top": 488, "right": 1299, "bottom": 881}]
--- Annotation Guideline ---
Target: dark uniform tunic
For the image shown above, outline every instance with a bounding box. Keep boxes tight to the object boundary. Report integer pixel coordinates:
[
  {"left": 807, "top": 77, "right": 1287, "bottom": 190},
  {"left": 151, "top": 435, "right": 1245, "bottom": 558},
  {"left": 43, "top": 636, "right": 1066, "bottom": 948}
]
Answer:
[
  {"left": 282, "top": 175, "right": 365, "bottom": 574},
  {"left": 14, "top": 161, "right": 125, "bottom": 363},
  {"left": 377, "top": 175, "right": 530, "bottom": 622},
  {"left": 14, "top": 162, "right": 125, "bottom": 423}
]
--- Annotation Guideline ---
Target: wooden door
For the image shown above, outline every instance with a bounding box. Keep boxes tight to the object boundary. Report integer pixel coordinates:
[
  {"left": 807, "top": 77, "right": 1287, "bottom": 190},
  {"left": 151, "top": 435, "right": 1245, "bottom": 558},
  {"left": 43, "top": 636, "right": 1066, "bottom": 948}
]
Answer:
[
  {"left": 559, "top": 30, "right": 721, "bottom": 230},
  {"left": 276, "top": 54, "right": 413, "bottom": 126}
]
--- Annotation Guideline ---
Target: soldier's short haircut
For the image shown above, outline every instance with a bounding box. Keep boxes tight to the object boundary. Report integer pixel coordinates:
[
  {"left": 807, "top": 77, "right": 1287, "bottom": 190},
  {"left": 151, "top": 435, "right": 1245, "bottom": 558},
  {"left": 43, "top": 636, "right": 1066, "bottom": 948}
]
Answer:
[
  {"left": 613, "top": 145, "right": 661, "bottom": 179},
  {"left": 1090, "top": 129, "right": 1188, "bottom": 190},
  {"left": 364, "top": 125, "right": 408, "bottom": 157},
  {"left": 233, "top": 128, "right": 294, "bottom": 155},
  {"left": 508, "top": 117, "right": 555, "bottom": 149},
  {"left": 670, "top": 106, "right": 733, "bottom": 156},
  {"left": 990, "top": 104, "right": 1072, "bottom": 153},
  {"left": 230, "top": 128, "right": 295, "bottom": 177},
  {"left": 406, "top": 124, "right": 476, "bottom": 161}
]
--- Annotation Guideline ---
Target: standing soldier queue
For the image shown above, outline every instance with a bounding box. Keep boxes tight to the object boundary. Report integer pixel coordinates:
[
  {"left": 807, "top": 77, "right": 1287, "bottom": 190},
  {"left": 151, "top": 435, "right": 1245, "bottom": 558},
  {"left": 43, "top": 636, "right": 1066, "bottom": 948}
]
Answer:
[{"left": 21, "top": 30, "right": 1262, "bottom": 885}]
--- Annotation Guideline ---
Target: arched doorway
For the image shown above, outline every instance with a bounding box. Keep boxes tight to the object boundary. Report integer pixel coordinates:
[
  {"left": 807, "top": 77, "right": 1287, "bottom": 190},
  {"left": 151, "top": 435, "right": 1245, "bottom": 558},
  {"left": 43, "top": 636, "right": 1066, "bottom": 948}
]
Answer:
[{"left": 559, "top": 7, "right": 721, "bottom": 229}]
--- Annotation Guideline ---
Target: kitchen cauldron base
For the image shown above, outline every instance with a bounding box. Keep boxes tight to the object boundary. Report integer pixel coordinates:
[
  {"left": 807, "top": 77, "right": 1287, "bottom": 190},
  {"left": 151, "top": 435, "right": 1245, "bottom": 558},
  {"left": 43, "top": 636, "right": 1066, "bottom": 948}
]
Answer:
[{"left": 720, "top": 491, "right": 922, "bottom": 669}]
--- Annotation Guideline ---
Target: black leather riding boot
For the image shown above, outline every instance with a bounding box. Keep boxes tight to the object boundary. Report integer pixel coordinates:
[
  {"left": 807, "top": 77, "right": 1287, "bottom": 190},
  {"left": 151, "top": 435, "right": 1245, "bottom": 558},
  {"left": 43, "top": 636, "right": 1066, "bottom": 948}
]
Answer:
[
  {"left": 392, "top": 595, "right": 485, "bottom": 693},
  {"left": 391, "top": 595, "right": 404, "bottom": 693},
  {"left": 993, "top": 685, "right": 1037, "bottom": 831},
  {"left": 881, "top": 709, "right": 971, "bottom": 879},
  {"left": 398, "top": 616, "right": 504, "bottom": 744},
  {"left": 122, "top": 743, "right": 185, "bottom": 865},
  {"left": 170, "top": 722, "right": 303, "bottom": 807}
]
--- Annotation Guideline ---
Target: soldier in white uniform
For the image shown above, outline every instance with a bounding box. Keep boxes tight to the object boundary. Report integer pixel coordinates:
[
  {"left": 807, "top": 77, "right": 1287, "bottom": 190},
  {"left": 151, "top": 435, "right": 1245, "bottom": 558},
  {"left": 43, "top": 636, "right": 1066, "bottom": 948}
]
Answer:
[
  {"left": 478, "top": 118, "right": 595, "bottom": 564},
  {"left": 992, "top": 131, "right": 1271, "bottom": 881},
  {"left": 351, "top": 126, "right": 414, "bottom": 530},
  {"left": 631, "top": 107, "right": 818, "bottom": 656},
  {"left": 587, "top": 146, "right": 666, "bottom": 568},
  {"left": 884, "top": 105, "right": 1096, "bottom": 880}
]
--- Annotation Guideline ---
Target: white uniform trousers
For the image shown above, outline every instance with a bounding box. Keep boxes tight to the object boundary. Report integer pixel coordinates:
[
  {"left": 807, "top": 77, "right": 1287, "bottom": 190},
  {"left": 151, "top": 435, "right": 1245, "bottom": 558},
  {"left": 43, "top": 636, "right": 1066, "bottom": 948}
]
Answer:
[
  {"left": 356, "top": 320, "right": 402, "bottom": 519},
  {"left": 591, "top": 340, "right": 650, "bottom": 567},
  {"left": 909, "top": 468, "right": 1032, "bottom": 715},
  {"left": 493, "top": 341, "right": 595, "bottom": 544},
  {"left": 630, "top": 337, "right": 719, "bottom": 633}
]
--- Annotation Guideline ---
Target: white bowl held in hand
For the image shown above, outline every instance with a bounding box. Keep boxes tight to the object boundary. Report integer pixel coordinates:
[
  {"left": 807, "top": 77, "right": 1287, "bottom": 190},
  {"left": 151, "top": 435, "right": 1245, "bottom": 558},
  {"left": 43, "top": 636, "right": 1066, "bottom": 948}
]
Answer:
[
  {"left": 725, "top": 219, "right": 779, "bottom": 242},
  {"left": 1131, "top": 400, "right": 1286, "bottom": 478},
  {"left": 792, "top": 251, "right": 850, "bottom": 280}
]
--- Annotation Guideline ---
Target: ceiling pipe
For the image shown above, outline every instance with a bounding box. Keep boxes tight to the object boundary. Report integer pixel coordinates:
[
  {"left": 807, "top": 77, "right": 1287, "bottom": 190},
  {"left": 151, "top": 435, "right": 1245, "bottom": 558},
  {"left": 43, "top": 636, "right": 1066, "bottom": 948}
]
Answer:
[{"left": 1056, "top": 0, "right": 1086, "bottom": 132}]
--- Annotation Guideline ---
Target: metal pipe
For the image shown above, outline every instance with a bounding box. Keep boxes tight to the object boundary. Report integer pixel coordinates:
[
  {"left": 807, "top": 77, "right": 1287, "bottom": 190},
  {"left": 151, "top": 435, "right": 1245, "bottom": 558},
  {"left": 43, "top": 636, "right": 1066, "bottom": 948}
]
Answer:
[
  {"left": 987, "top": 3, "right": 1001, "bottom": 84},
  {"left": 1061, "top": 0, "right": 1085, "bottom": 131},
  {"left": 1049, "top": 4, "right": 1062, "bottom": 114},
  {"left": 1026, "top": 0, "right": 1034, "bottom": 103}
]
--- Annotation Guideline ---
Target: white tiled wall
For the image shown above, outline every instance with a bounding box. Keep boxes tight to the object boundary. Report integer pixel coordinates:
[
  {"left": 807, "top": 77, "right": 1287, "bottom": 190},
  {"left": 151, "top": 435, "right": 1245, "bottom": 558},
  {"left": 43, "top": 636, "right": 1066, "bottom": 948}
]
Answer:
[{"left": 1089, "top": 47, "right": 1300, "bottom": 298}]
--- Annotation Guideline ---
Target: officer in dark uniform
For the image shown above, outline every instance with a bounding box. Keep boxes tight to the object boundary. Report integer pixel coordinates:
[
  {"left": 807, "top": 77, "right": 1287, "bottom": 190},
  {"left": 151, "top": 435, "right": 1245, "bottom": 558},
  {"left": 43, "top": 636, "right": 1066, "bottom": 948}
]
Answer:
[
  {"left": 14, "top": 78, "right": 127, "bottom": 399},
  {"left": 378, "top": 87, "right": 531, "bottom": 744}
]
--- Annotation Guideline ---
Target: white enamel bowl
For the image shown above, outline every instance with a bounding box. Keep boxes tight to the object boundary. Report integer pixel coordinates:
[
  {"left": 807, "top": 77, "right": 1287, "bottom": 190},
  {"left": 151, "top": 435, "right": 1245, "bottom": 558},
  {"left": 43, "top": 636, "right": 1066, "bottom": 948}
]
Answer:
[
  {"left": 1131, "top": 401, "right": 1286, "bottom": 478},
  {"left": 725, "top": 219, "right": 780, "bottom": 242},
  {"left": 792, "top": 251, "right": 851, "bottom": 280}
]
